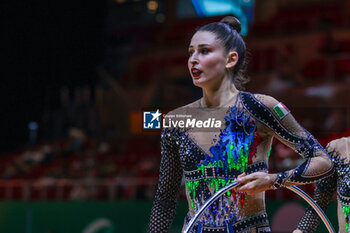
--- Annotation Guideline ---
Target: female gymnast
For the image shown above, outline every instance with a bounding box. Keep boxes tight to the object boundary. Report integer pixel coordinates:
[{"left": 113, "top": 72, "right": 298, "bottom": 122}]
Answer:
[
  {"left": 294, "top": 137, "right": 350, "bottom": 233},
  {"left": 148, "top": 16, "right": 333, "bottom": 233}
]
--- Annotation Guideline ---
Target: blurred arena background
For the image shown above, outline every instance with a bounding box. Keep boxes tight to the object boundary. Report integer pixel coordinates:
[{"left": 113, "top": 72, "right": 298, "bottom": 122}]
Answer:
[{"left": 1, "top": 0, "right": 350, "bottom": 232}]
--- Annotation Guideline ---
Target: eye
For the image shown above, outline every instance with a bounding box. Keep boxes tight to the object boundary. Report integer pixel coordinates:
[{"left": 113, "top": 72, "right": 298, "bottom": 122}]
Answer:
[
  {"left": 188, "top": 50, "right": 194, "bottom": 56},
  {"left": 200, "top": 48, "right": 209, "bottom": 54}
]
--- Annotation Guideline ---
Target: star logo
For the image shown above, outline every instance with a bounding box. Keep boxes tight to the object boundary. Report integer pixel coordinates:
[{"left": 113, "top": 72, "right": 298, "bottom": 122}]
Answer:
[
  {"left": 143, "top": 109, "right": 162, "bottom": 129},
  {"left": 150, "top": 109, "right": 162, "bottom": 123}
]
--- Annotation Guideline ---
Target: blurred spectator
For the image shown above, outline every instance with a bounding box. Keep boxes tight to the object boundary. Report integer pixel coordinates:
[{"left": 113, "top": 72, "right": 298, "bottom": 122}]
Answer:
[
  {"left": 323, "top": 109, "right": 346, "bottom": 135},
  {"left": 62, "top": 128, "right": 86, "bottom": 158},
  {"left": 319, "top": 30, "right": 340, "bottom": 55},
  {"left": 70, "top": 184, "right": 89, "bottom": 200},
  {"left": 54, "top": 87, "right": 75, "bottom": 139},
  {"left": 264, "top": 44, "right": 303, "bottom": 94}
]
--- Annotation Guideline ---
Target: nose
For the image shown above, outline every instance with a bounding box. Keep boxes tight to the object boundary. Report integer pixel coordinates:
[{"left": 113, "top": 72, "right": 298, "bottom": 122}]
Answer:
[{"left": 189, "top": 53, "right": 198, "bottom": 66}]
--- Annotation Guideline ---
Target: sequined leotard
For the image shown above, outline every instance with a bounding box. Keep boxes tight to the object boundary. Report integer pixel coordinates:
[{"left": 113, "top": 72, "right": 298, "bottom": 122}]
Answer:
[
  {"left": 149, "top": 92, "right": 333, "bottom": 233},
  {"left": 296, "top": 137, "right": 350, "bottom": 233}
]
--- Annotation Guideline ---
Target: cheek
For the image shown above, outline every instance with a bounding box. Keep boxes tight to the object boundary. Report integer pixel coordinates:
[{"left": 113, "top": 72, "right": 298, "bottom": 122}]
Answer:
[{"left": 204, "top": 57, "right": 226, "bottom": 73}]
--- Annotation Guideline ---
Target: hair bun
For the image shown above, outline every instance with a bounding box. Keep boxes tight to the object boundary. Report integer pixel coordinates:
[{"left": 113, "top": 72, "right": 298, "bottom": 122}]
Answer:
[{"left": 220, "top": 16, "right": 241, "bottom": 33}]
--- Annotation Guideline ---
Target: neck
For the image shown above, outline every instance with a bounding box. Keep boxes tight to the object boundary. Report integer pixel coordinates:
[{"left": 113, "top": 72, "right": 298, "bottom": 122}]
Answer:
[{"left": 201, "top": 77, "right": 239, "bottom": 108}]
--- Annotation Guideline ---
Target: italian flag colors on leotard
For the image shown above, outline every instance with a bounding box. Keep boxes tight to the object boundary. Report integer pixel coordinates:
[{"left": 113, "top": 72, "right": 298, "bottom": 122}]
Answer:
[{"left": 273, "top": 102, "right": 290, "bottom": 119}]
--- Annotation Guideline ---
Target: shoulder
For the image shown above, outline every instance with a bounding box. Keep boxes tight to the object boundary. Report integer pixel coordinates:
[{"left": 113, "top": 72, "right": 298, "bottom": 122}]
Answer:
[
  {"left": 240, "top": 92, "right": 288, "bottom": 118},
  {"left": 327, "top": 137, "right": 349, "bottom": 154},
  {"left": 327, "top": 138, "right": 341, "bottom": 151},
  {"left": 251, "top": 93, "right": 280, "bottom": 110},
  {"left": 240, "top": 92, "right": 279, "bottom": 106},
  {"left": 239, "top": 92, "right": 304, "bottom": 139},
  {"left": 254, "top": 93, "right": 279, "bottom": 107},
  {"left": 326, "top": 137, "right": 350, "bottom": 167}
]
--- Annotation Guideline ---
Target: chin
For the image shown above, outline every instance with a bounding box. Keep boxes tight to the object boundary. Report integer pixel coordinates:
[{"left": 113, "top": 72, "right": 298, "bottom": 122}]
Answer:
[
  {"left": 192, "top": 79, "right": 205, "bottom": 88},
  {"left": 193, "top": 77, "right": 214, "bottom": 89}
]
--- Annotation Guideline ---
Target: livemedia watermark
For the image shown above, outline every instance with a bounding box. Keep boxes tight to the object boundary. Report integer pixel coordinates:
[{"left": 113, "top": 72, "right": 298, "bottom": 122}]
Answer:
[{"left": 143, "top": 109, "right": 222, "bottom": 130}]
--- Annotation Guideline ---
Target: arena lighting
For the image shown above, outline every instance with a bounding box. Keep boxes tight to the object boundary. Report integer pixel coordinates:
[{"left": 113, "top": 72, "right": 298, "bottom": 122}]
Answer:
[
  {"left": 28, "top": 121, "right": 38, "bottom": 131},
  {"left": 28, "top": 121, "right": 39, "bottom": 144},
  {"left": 191, "top": 0, "right": 254, "bottom": 36},
  {"left": 147, "top": 0, "right": 158, "bottom": 11}
]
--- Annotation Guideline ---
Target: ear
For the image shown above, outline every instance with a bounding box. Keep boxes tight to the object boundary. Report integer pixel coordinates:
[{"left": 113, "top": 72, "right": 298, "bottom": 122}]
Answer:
[{"left": 226, "top": 51, "right": 238, "bottom": 69}]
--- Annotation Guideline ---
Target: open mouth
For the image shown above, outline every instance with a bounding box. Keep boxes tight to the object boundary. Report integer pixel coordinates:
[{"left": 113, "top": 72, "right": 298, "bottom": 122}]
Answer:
[{"left": 191, "top": 68, "right": 202, "bottom": 77}]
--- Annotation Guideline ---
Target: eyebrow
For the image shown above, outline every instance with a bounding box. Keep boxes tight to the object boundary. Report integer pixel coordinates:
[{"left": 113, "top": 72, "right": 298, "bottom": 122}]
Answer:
[{"left": 188, "top": 44, "right": 211, "bottom": 48}]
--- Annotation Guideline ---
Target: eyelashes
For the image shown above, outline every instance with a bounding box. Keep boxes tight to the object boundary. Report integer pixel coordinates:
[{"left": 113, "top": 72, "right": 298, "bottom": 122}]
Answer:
[{"left": 188, "top": 48, "right": 211, "bottom": 56}]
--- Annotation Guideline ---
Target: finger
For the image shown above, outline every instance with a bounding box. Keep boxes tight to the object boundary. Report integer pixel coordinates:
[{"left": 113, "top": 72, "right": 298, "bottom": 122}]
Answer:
[
  {"left": 233, "top": 183, "right": 244, "bottom": 190},
  {"left": 235, "top": 180, "right": 261, "bottom": 195},
  {"left": 237, "top": 174, "right": 257, "bottom": 184},
  {"left": 237, "top": 173, "right": 246, "bottom": 179},
  {"left": 234, "top": 179, "right": 255, "bottom": 192},
  {"left": 235, "top": 183, "right": 253, "bottom": 193},
  {"left": 236, "top": 173, "right": 247, "bottom": 184}
]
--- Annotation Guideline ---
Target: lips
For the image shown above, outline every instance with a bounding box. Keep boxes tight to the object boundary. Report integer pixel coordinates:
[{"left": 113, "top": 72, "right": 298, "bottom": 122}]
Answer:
[{"left": 191, "top": 68, "right": 202, "bottom": 78}]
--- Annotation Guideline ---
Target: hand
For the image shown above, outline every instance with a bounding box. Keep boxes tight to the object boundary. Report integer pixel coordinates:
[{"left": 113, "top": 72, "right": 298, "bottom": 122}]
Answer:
[
  {"left": 234, "top": 172, "right": 277, "bottom": 195},
  {"left": 292, "top": 230, "right": 303, "bottom": 233}
]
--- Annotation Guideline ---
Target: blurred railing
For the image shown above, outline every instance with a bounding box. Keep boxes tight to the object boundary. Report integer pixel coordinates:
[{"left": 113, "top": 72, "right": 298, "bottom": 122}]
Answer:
[
  {"left": 0, "top": 178, "right": 316, "bottom": 201},
  {"left": 0, "top": 178, "right": 158, "bottom": 201}
]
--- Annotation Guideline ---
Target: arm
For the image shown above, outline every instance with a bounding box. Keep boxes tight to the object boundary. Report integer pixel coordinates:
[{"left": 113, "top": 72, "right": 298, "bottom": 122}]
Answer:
[
  {"left": 235, "top": 93, "right": 333, "bottom": 194},
  {"left": 295, "top": 139, "right": 347, "bottom": 233},
  {"left": 148, "top": 128, "right": 183, "bottom": 233},
  {"left": 294, "top": 171, "right": 337, "bottom": 233}
]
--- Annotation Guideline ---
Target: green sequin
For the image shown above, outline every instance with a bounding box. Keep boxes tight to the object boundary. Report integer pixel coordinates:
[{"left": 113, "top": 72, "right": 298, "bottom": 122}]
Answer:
[
  {"left": 186, "top": 178, "right": 236, "bottom": 211},
  {"left": 186, "top": 181, "right": 200, "bottom": 209},
  {"left": 267, "top": 146, "right": 272, "bottom": 160},
  {"left": 342, "top": 205, "right": 350, "bottom": 232}
]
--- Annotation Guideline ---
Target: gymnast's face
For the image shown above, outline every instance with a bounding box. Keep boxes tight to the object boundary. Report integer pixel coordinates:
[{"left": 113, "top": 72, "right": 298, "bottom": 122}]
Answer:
[{"left": 188, "top": 31, "right": 230, "bottom": 88}]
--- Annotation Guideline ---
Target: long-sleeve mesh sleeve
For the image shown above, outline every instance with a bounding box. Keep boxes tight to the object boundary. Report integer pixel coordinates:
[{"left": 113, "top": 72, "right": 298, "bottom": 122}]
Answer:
[
  {"left": 270, "top": 114, "right": 333, "bottom": 186},
  {"left": 240, "top": 93, "right": 333, "bottom": 187},
  {"left": 148, "top": 128, "right": 183, "bottom": 233},
  {"left": 268, "top": 107, "right": 333, "bottom": 186},
  {"left": 296, "top": 171, "right": 337, "bottom": 232}
]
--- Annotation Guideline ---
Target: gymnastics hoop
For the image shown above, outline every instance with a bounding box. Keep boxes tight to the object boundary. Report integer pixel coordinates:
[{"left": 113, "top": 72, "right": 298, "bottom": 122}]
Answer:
[{"left": 183, "top": 182, "right": 335, "bottom": 233}]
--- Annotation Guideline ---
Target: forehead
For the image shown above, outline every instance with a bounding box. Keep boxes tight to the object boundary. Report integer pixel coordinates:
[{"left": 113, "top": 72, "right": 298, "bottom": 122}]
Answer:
[{"left": 189, "top": 31, "right": 221, "bottom": 47}]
